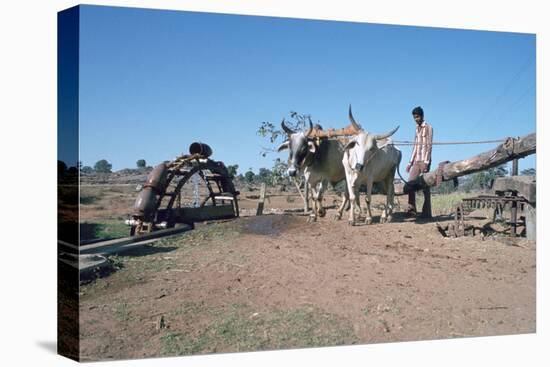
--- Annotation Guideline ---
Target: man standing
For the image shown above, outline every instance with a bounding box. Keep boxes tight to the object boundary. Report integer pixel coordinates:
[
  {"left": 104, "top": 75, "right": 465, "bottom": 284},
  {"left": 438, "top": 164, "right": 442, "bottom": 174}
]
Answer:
[{"left": 406, "top": 106, "right": 433, "bottom": 218}]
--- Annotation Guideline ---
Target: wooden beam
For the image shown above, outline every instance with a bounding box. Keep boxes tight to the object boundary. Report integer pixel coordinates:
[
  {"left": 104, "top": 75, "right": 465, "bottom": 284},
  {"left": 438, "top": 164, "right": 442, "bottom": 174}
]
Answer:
[
  {"left": 395, "top": 133, "right": 535, "bottom": 195},
  {"left": 307, "top": 124, "right": 361, "bottom": 139}
]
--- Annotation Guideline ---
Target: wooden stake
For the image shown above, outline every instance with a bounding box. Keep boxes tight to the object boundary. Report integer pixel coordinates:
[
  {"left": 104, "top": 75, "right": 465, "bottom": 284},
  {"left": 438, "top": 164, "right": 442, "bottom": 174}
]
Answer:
[{"left": 256, "top": 183, "right": 266, "bottom": 216}]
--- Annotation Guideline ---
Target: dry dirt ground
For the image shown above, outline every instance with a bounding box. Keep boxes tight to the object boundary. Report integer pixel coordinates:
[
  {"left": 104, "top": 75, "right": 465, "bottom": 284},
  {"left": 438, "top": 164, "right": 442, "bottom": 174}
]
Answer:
[{"left": 78, "top": 190, "right": 536, "bottom": 362}]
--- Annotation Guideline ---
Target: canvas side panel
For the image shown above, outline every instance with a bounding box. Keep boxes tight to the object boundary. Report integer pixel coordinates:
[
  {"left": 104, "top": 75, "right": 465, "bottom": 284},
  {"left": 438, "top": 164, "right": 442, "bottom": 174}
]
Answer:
[{"left": 57, "top": 5, "right": 80, "bottom": 362}]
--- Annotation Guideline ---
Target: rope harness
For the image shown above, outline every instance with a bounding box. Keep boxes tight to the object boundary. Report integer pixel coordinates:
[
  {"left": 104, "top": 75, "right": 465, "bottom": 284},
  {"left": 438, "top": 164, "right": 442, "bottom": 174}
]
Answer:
[{"left": 352, "top": 147, "right": 381, "bottom": 172}]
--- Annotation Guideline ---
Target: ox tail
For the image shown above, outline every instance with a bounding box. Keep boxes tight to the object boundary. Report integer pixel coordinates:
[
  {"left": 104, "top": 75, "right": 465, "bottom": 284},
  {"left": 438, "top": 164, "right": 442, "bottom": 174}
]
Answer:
[
  {"left": 393, "top": 149, "right": 412, "bottom": 189},
  {"left": 396, "top": 164, "right": 412, "bottom": 189}
]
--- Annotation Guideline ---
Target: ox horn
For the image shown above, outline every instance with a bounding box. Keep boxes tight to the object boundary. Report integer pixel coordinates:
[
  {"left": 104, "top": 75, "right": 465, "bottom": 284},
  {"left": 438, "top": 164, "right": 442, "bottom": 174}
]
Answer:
[
  {"left": 306, "top": 116, "right": 313, "bottom": 136},
  {"left": 374, "top": 125, "right": 400, "bottom": 140},
  {"left": 348, "top": 104, "right": 362, "bottom": 132},
  {"left": 281, "top": 119, "right": 295, "bottom": 135}
]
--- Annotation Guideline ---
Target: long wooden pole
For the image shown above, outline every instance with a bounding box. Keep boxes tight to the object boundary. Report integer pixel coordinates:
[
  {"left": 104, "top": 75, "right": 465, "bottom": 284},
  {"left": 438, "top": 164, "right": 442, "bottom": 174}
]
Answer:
[
  {"left": 395, "top": 133, "right": 536, "bottom": 196},
  {"left": 78, "top": 224, "right": 193, "bottom": 255}
]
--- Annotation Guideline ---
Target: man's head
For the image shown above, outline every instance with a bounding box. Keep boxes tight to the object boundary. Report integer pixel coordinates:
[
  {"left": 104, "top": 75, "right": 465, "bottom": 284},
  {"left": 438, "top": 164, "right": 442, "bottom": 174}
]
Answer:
[{"left": 412, "top": 106, "right": 424, "bottom": 125}]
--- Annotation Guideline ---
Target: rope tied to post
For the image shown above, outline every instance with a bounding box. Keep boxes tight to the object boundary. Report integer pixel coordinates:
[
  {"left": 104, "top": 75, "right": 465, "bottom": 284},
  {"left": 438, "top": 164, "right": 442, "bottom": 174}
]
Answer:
[{"left": 392, "top": 138, "right": 507, "bottom": 146}]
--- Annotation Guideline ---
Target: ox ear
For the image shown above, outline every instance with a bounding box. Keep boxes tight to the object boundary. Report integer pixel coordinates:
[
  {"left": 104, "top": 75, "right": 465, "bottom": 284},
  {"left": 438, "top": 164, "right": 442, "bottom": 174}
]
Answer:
[
  {"left": 277, "top": 141, "right": 290, "bottom": 152},
  {"left": 343, "top": 140, "right": 357, "bottom": 151},
  {"left": 307, "top": 141, "right": 316, "bottom": 154}
]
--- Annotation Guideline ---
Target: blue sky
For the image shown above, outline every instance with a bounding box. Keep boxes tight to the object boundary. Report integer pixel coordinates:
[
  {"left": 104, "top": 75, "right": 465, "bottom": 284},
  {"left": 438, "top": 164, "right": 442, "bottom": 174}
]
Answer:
[{"left": 78, "top": 5, "right": 536, "bottom": 174}]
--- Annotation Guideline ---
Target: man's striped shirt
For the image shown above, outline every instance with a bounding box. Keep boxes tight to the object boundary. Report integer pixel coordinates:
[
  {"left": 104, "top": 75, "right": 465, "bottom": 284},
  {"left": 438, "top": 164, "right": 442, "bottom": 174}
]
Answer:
[{"left": 409, "top": 121, "right": 433, "bottom": 164}]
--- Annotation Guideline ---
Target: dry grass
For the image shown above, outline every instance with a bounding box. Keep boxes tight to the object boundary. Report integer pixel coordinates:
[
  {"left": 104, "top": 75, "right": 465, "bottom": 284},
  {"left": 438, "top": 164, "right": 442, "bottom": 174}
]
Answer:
[{"left": 416, "top": 192, "right": 471, "bottom": 216}]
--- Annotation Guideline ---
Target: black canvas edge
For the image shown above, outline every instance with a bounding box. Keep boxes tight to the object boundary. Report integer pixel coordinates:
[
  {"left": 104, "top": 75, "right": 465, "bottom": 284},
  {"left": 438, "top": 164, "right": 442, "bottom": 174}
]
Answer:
[{"left": 57, "top": 5, "right": 81, "bottom": 362}]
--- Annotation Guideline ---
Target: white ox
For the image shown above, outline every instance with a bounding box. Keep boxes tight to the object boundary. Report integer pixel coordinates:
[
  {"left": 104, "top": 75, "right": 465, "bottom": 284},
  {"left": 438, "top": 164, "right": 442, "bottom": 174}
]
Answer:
[{"left": 342, "top": 107, "right": 402, "bottom": 225}]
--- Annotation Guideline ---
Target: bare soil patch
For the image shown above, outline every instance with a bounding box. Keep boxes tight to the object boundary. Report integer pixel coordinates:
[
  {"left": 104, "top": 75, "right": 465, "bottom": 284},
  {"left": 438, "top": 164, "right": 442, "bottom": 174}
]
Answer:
[{"left": 79, "top": 207, "right": 535, "bottom": 361}]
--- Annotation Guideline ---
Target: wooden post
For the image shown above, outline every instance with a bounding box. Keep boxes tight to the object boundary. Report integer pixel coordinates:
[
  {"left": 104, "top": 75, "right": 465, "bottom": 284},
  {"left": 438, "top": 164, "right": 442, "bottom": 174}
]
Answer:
[
  {"left": 256, "top": 183, "right": 266, "bottom": 216},
  {"left": 510, "top": 198, "right": 518, "bottom": 236},
  {"left": 512, "top": 158, "right": 519, "bottom": 176},
  {"left": 510, "top": 158, "right": 519, "bottom": 236},
  {"left": 304, "top": 183, "right": 310, "bottom": 213}
]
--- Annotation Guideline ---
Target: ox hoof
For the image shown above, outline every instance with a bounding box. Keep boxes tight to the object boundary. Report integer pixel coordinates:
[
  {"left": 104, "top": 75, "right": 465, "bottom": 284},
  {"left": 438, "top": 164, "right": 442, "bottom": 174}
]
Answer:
[
  {"left": 333, "top": 213, "right": 342, "bottom": 221},
  {"left": 380, "top": 217, "right": 386, "bottom": 224},
  {"left": 365, "top": 217, "right": 373, "bottom": 225},
  {"left": 386, "top": 215, "right": 393, "bottom": 223},
  {"left": 307, "top": 216, "right": 317, "bottom": 223},
  {"left": 348, "top": 220, "right": 355, "bottom": 226}
]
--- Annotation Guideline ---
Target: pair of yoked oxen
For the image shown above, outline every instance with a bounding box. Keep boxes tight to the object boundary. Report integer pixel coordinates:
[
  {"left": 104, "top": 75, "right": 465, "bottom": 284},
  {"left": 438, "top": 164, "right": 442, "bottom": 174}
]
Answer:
[{"left": 278, "top": 106, "right": 402, "bottom": 225}]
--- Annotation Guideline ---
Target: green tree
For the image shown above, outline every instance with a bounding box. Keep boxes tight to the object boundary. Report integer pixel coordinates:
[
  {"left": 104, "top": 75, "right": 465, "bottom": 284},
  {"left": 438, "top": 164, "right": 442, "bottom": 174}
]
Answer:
[
  {"left": 469, "top": 164, "right": 508, "bottom": 191},
  {"left": 80, "top": 166, "right": 93, "bottom": 174},
  {"left": 433, "top": 179, "right": 458, "bottom": 194},
  {"left": 227, "top": 164, "right": 239, "bottom": 178},
  {"left": 271, "top": 158, "right": 288, "bottom": 185},
  {"left": 244, "top": 170, "right": 255, "bottom": 183},
  {"left": 520, "top": 168, "right": 536, "bottom": 176},
  {"left": 136, "top": 159, "right": 146, "bottom": 168},
  {"left": 94, "top": 159, "right": 112, "bottom": 173},
  {"left": 258, "top": 167, "right": 272, "bottom": 183}
]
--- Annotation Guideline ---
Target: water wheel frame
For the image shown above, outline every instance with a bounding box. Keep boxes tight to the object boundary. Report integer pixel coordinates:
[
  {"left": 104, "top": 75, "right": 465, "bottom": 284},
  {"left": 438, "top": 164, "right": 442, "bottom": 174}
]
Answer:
[{"left": 130, "top": 156, "right": 239, "bottom": 236}]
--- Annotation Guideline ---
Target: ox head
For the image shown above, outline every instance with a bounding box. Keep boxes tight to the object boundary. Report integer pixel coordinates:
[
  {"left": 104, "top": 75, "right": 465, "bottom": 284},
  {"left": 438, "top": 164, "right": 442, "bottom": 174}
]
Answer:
[
  {"left": 277, "top": 118, "right": 316, "bottom": 177},
  {"left": 344, "top": 105, "right": 399, "bottom": 172}
]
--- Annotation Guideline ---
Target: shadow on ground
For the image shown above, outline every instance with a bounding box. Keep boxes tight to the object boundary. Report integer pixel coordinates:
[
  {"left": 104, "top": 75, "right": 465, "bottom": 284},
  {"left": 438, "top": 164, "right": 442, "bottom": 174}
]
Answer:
[
  {"left": 80, "top": 222, "right": 104, "bottom": 242},
  {"left": 35, "top": 340, "right": 57, "bottom": 355},
  {"left": 118, "top": 245, "right": 179, "bottom": 257}
]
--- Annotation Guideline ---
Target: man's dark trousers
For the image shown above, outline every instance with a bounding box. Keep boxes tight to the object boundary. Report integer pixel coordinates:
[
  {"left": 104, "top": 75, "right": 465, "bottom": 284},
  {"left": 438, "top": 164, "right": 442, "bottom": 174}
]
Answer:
[{"left": 407, "top": 162, "right": 432, "bottom": 216}]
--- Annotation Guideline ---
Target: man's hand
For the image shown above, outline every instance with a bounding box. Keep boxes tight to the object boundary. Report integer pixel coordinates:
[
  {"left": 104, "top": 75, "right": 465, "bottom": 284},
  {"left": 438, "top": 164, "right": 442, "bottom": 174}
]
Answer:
[
  {"left": 421, "top": 163, "right": 429, "bottom": 173},
  {"left": 406, "top": 163, "right": 412, "bottom": 173}
]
